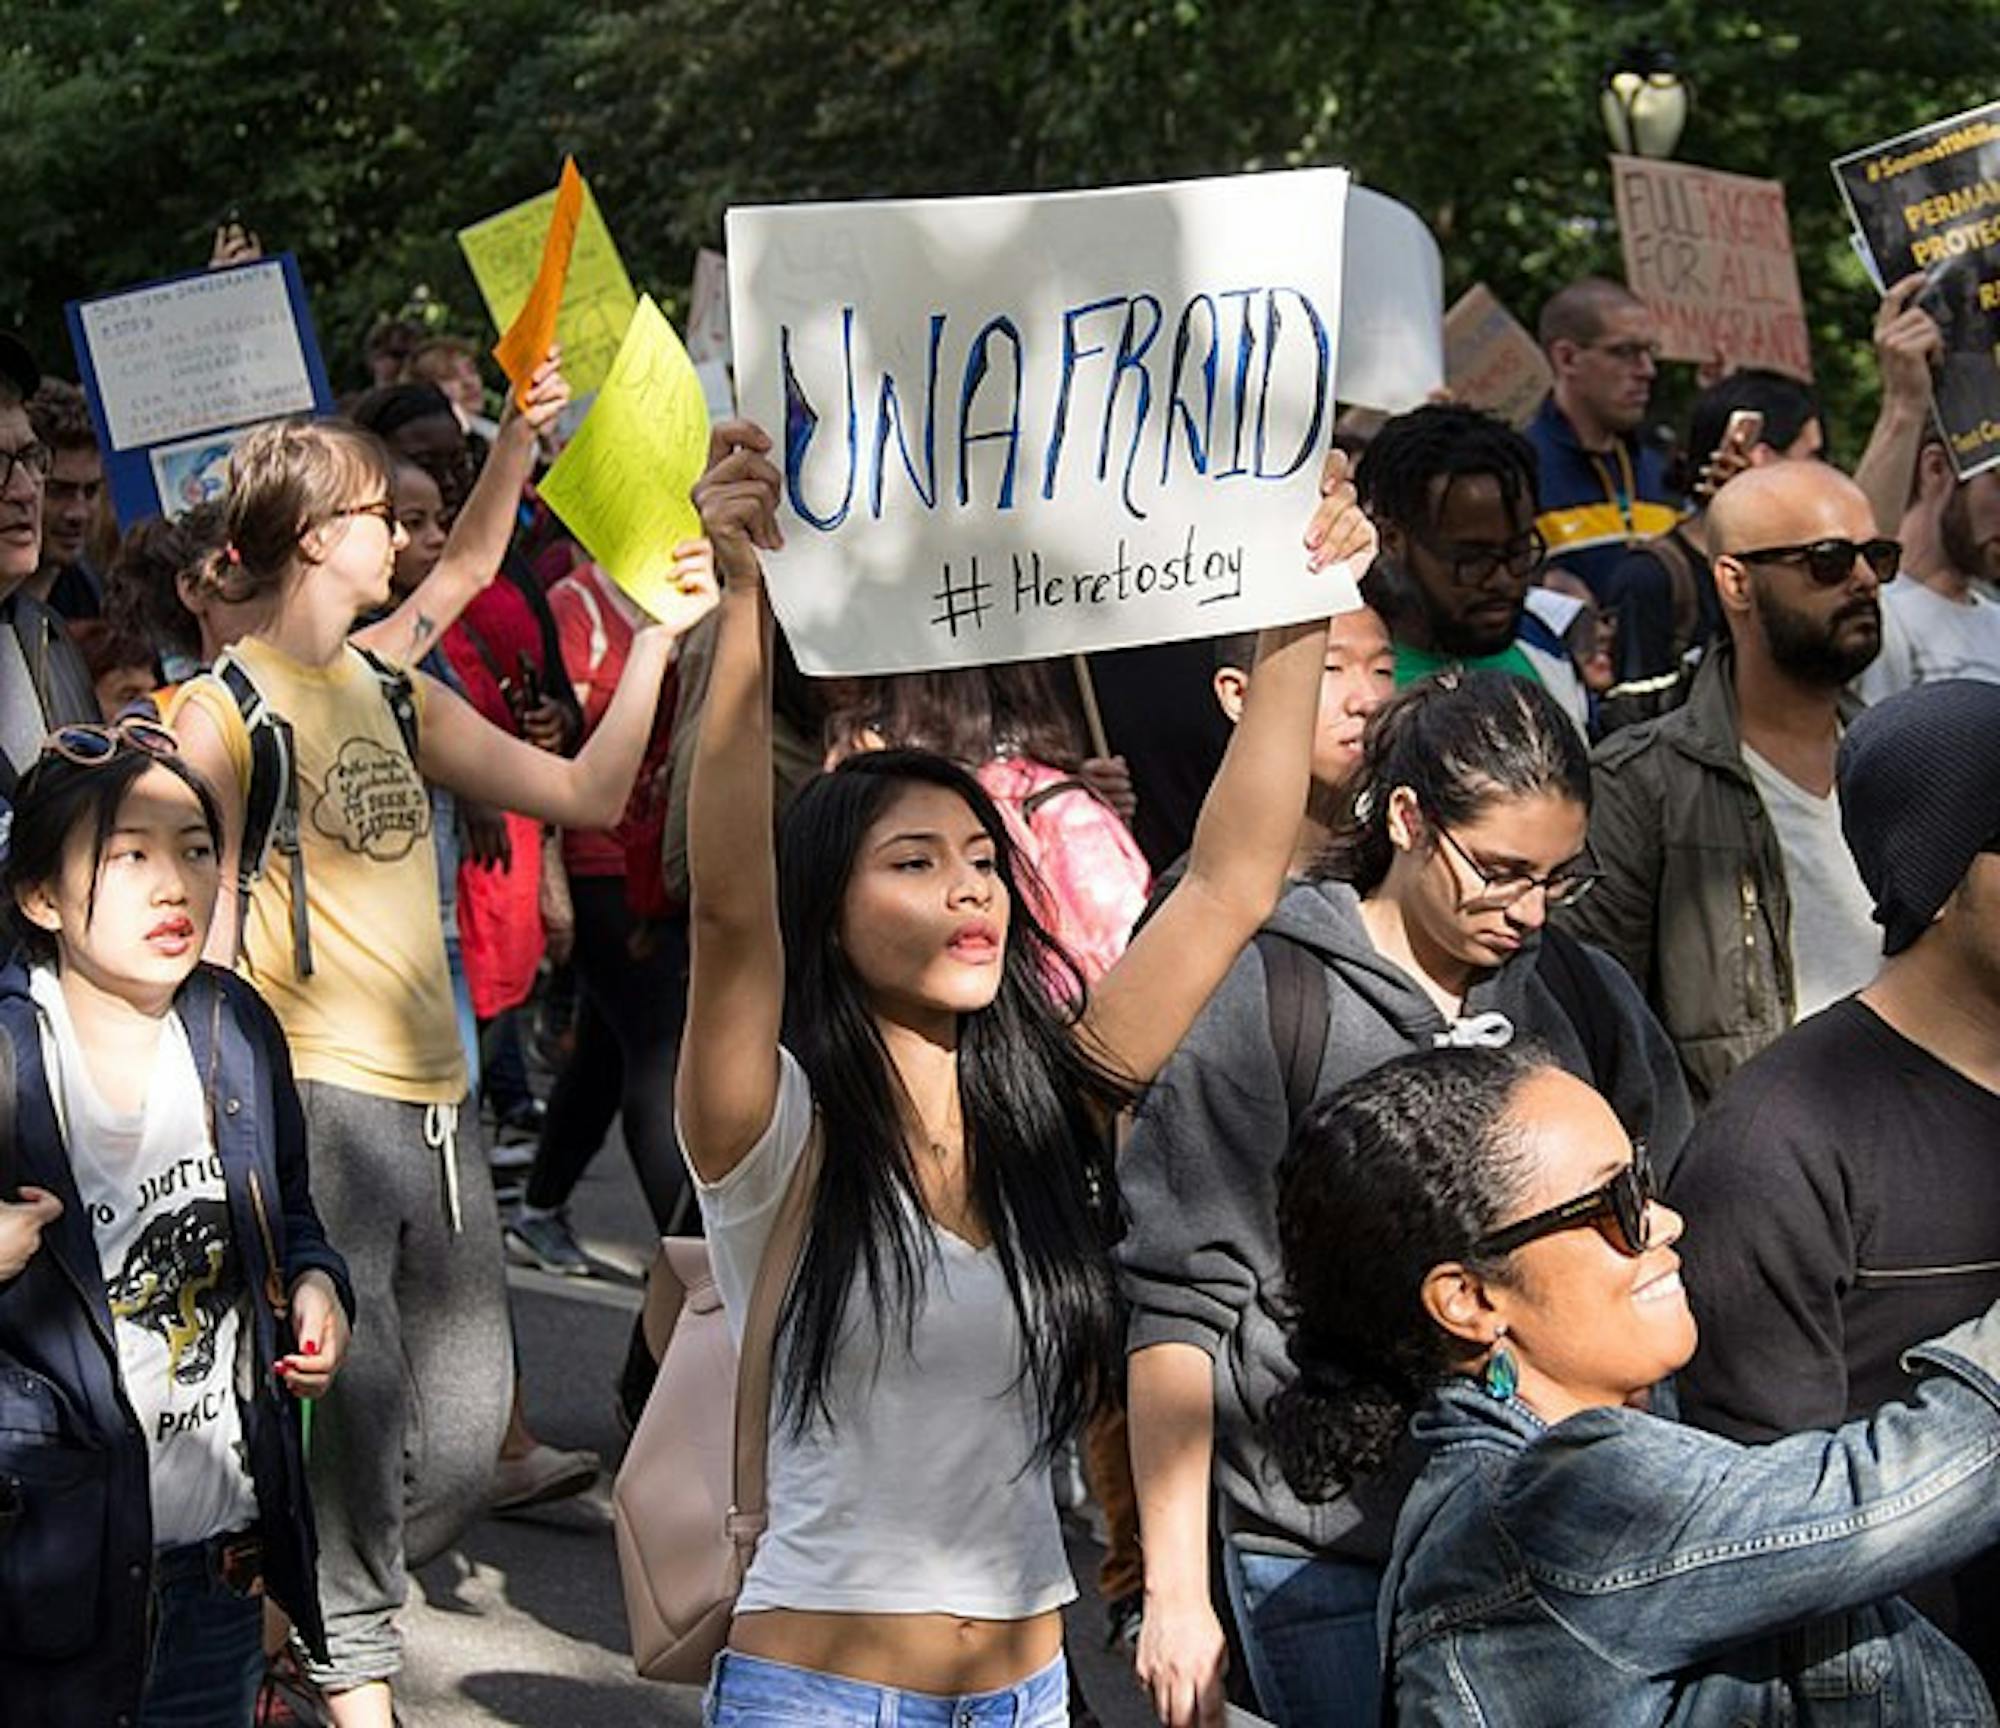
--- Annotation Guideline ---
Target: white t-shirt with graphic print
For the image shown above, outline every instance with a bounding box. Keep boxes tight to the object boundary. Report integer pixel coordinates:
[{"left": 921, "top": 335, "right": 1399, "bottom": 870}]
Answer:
[{"left": 31, "top": 968, "right": 259, "bottom": 1548}]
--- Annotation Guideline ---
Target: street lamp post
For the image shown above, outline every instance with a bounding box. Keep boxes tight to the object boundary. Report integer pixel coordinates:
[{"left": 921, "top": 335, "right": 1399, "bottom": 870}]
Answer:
[{"left": 1601, "top": 40, "right": 1690, "bottom": 160}]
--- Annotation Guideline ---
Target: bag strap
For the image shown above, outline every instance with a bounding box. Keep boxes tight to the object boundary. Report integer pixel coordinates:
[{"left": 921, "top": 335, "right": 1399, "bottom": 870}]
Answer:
[
  {"left": 726, "top": 1118, "right": 824, "bottom": 1557},
  {"left": 353, "top": 645, "right": 422, "bottom": 761},
  {"left": 0, "top": 1023, "right": 16, "bottom": 1202},
  {"left": 1536, "top": 926, "right": 1622, "bottom": 1115},
  {"left": 215, "top": 655, "right": 314, "bottom": 978},
  {"left": 1021, "top": 776, "right": 1093, "bottom": 821},
  {"left": 1257, "top": 931, "right": 1329, "bottom": 1130}
]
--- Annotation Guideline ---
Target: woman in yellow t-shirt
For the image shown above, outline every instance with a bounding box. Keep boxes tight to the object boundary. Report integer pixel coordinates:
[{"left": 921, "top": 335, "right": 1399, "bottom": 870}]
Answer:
[{"left": 170, "top": 417, "right": 718, "bottom": 1728}]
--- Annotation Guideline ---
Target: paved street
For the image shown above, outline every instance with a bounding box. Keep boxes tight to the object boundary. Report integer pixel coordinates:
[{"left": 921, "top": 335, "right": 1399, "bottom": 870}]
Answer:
[{"left": 392, "top": 1133, "right": 1150, "bottom": 1728}]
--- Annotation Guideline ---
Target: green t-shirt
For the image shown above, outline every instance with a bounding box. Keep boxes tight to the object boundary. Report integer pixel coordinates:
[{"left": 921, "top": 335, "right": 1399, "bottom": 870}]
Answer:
[{"left": 1393, "top": 639, "right": 1545, "bottom": 689}]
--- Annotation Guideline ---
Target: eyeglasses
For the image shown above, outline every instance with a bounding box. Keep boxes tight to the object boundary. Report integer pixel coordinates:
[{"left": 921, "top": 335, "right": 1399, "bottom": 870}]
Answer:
[
  {"left": 0, "top": 440, "right": 53, "bottom": 491},
  {"left": 337, "top": 499, "right": 397, "bottom": 528},
  {"left": 1472, "top": 1143, "right": 1656, "bottom": 1259},
  {"left": 1586, "top": 339, "right": 1661, "bottom": 367},
  {"left": 44, "top": 719, "right": 178, "bottom": 766},
  {"left": 1732, "top": 537, "right": 1901, "bottom": 587},
  {"left": 1433, "top": 821, "right": 1600, "bottom": 909},
  {"left": 1414, "top": 527, "right": 1548, "bottom": 588}
]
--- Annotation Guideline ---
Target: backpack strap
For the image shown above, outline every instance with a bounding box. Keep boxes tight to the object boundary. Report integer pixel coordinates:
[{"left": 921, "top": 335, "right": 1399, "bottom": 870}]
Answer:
[
  {"left": 214, "top": 655, "right": 314, "bottom": 979},
  {"left": 0, "top": 1022, "right": 16, "bottom": 1202},
  {"left": 727, "top": 1120, "right": 824, "bottom": 1562},
  {"left": 1536, "top": 925, "right": 1622, "bottom": 1117},
  {"left": 1257, "top": 931, "right": 1330, "bottom": 1132},
  {"left": 352, "top": 645, "right": 421, "bottom": 762},
  {"left": 1020, "top": 776, "right": 1093, "bottom": 821}
]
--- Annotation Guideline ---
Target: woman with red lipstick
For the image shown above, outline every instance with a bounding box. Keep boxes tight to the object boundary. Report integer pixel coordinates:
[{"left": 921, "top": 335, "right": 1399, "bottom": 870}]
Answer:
[
  {"left": 674, "top": 418, "right": 1378, "bottom": 1728},
  {"left": 1273, "top": 1045, "right": 2000, "bottom": 1723},
  {"left": 0, "top": 726, "right": 352, "bottom": 1727}
]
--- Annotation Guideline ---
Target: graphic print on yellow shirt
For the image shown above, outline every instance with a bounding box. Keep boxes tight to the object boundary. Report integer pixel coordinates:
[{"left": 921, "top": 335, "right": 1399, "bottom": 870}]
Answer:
[{"left": 169, "top": 637, "right": 466, "bottom": 1104}]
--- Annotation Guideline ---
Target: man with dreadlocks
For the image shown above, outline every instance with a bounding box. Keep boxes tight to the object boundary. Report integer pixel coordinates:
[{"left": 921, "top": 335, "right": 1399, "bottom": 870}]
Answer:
[{"left": 1353, "top": 403, "right": 1589, "bottom": 733}]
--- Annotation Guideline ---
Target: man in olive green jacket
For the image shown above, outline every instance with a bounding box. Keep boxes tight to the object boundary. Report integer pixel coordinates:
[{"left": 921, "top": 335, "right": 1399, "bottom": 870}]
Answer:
[{"left": 1561, "top": 464, "right": 1884, "bottom": 1104}]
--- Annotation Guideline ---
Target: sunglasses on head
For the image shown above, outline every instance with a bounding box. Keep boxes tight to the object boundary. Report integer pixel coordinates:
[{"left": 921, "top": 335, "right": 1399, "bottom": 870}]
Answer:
[
  {"left": 44, "top": 719, "right": 179, "bottom": 767},
  {"left": 1471, "top": 1143, "right": 1656, "bottom": 1259},
  {"left": 1731, "top": 537, "right": 1900, "bottom": 587}
]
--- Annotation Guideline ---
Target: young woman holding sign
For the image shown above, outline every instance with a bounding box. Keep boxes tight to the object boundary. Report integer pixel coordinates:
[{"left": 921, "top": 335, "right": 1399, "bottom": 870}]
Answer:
[
  {"left": 677, "top": 417, "right": 1375, "bottom": 1726},
  {"left": 168, "top": 411, "right": 718, "bottom": 1727}
]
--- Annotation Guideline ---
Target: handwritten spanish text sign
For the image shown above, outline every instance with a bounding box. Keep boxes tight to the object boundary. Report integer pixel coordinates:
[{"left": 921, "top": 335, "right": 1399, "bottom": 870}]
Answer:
[
  {"left": 727, "top": 171, "right": 1357, "bottom": 676},
  {"left": 1444, "top": 285, "right": 1552, "bottom": 428},
  {"left": 460, "top": 169, "right": 639, "bottom": 398},
  {"left": 538, "top": 296, "right": 711, "bottom": 621},
  {"left": 1612, "top": 155, "right": 1812, "bottom": 381},
  {"left": 1835, "top": 100, "right": 2000, "bottom": 479},
  {"left": 77, "top": 261, "right": 315, "bottom": 452},
  {"left": 492, "top": 157, "right": 584, "bottom": 405}
]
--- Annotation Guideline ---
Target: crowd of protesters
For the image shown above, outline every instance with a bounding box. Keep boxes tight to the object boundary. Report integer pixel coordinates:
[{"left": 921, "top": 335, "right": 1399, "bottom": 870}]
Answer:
[{"left": 0, "top": 189, "right": 1998, "bottom": 1728}]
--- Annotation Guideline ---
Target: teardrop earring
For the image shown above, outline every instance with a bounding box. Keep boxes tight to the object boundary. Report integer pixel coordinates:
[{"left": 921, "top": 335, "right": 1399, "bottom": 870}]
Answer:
[{"left": 1482, "top": 1327, "right": 1519, "bottom": 1401}]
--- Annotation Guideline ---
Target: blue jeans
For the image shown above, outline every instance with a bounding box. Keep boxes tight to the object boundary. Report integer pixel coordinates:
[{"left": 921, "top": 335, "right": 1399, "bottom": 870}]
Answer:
[
  {"left": 139, "top": 1541, "right": 266, "bottom": 1728},
  {"left": 1220, "top": 1541, "right": 1383, "bottom": 1728},
  {"left": 706, "top": 1649, "right": 1068, "bottom": 1728}
]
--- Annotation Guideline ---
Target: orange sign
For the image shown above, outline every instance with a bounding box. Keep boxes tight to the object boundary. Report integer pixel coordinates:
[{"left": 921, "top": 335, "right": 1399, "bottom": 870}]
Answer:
[{"left": 491, "top": 157, "right": 584, "bottom": 404}]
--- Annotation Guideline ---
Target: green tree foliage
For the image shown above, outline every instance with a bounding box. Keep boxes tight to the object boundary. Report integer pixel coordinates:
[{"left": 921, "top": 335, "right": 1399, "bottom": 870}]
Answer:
[{"left": 0, "top": 0, "right": 1988, "bottom": 446}]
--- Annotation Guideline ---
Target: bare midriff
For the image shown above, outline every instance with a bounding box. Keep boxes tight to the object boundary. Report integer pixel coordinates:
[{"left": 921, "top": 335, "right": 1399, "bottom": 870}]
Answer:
[{"left": 729, "top": 1607, "right": 1064, "bottom": 1695}]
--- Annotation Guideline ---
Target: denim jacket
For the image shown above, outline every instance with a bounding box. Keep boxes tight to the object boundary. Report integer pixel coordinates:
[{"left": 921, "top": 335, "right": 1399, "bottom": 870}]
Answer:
[
  {"left": 1382, "top": 1308, "right": 2000, "bottom": 1725},
  {"left": 0, "top": 958, "right": 354, "bottom": 1728}
]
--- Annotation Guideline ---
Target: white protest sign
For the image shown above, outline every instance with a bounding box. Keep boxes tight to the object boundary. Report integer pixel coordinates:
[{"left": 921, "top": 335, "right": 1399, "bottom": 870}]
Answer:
[
  {"left": 78, "top": 262, "right": 315, "bottom": 452},
  {"left": 1336, "top": 188, "right": 1444, "bottom": 412},
  {"left": 727, "top": 170, "right": 1358, "bottom": 676}
]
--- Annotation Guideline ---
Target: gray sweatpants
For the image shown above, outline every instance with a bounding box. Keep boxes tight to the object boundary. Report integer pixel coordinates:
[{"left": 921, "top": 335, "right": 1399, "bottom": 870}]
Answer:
[{"left": 295, "top": 1082, "right": 513, "bottom": 1691}]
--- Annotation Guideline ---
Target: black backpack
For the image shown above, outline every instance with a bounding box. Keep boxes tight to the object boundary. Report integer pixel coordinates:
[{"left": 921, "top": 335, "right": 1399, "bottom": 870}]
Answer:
[
  {"left": 1258, "top": 923, "right": 1624, "bottom": 1128},
  {"left": 204, "top": 647, "right": 420, "bottom": 979}
]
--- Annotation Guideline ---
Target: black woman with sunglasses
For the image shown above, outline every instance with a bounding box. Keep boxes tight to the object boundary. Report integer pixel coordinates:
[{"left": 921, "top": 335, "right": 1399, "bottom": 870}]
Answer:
[
  {"left": 1123, "top": 670, "right": 1691, "bottom": 1728},
  {"left": 1567, "top": 460, "right": 1894, "bottom": 1105},
  {"left": 1272, "top": 1044, "right": 2000, "bottom": 1725}
]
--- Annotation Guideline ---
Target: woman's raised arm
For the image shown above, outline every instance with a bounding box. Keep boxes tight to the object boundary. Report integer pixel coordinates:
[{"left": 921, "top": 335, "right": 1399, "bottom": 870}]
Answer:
[
  {"left": 1082, "top": 452, "right": 1376, "bottom": 1085},
  {"left": 674, "top": 422, "right": 791, "bottom": 1183},
  {"left": 353, "top": 351, "right": 570, "bottom": 666}
]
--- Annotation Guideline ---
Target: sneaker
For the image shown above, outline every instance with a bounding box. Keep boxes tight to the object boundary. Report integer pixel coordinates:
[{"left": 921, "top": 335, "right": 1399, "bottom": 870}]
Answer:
[
  {"left": 488, "top": 1137, "right": 537, "bottom": 1176},
  {"left": 492, "top": 1096, "right": 547, "bottom": 1141},
  {"left": 490, "top": 1442, "right": 600, "bottom": 1513},
  {"left": 505, "top": 1210, "right": 592, "bottom": 1277}
]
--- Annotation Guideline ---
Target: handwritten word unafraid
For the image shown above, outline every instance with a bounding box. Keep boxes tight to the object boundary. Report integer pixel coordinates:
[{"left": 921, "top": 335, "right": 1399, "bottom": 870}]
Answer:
[{"left": 783, "top": 287, "right": 1331, "bottom": 531}]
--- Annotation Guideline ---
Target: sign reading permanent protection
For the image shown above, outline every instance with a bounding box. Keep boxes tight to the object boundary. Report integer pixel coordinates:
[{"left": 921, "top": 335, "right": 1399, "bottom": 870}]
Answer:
[
  {"left": 1835, "top": 100, "right": 2000, "bottom": 479},
  {"left": 726, "top": 171, "right": 1360, "bottom": 675},
  {"left": 1612, "top": 155, "right": 1811, "bottom": 379}
]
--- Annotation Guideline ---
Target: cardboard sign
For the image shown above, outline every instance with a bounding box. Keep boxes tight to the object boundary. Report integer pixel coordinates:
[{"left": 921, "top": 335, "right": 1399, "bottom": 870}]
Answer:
[
  {"left": 726, "top": 170, "right": 1361, "bottom": 676},
  {"left": 1337, "top": 188, "right": 1444, "bottom": 413},
  {"left": 687, "top": 247, "right": 732, "bottom": 367},
  {"left": 65, "top": 255, "right": 334, "bottom": 527},
  {"left": 491, "top": 157, "right": 584, "bottom": 404},
  {"left": 1444, "top": 284, "right": 1552, "bottom": 427},
  {"left": 459, "top": 169, "right": 639, "bottom": 398},
  {"left": 1611, "top": 155, "right": 1812, "bottom": 380},
  {"left": 538, "top": 296, "right": 711, "bottom": 621},
  {"left": 1835, "top": 100, "right": 2000, "bottom": 479}
]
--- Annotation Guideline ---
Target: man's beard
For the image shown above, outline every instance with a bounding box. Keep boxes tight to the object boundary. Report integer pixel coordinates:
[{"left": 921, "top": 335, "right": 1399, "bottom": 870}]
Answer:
[
  {"left": 1939, "top": 486, "right": 2000, "bottom": 584},
  {"left": 1753, "top": 580, "right": 1881, "bottom": 685}
]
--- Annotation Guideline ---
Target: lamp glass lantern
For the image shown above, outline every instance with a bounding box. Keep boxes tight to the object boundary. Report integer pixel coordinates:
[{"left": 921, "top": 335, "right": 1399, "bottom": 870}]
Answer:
[{"left": 1601, "top": 44, "right": 1690, "bottom": 159}]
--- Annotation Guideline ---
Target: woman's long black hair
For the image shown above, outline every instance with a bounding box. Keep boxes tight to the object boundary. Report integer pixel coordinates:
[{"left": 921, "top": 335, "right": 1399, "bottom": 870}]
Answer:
[{"left": 775, "top": 748, "right": 1132, "bottom": 1457}]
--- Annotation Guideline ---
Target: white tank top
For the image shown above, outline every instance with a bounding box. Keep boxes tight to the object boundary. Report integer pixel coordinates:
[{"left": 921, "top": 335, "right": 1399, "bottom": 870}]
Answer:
[{"left": 690, "top": 1049, "right": 1076, "bottom": 1618}]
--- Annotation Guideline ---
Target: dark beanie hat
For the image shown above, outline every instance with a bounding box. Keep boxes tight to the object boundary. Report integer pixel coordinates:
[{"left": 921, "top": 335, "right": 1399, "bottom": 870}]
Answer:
[{"left": 1838, "top": 679, "right": 2000, "bottom": 956}]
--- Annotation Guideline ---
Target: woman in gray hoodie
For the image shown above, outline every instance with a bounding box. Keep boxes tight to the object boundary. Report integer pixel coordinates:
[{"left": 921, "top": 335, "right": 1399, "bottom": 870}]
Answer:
[{"left": 1122, "top": 669, "right": 1692, "bottom": 1728}]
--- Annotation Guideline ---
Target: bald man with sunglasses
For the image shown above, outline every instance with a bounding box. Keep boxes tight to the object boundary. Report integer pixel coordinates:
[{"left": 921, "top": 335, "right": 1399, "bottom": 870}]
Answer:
[{"left": 1560, "top": 463, "right": 1889, "bottom": 1103}]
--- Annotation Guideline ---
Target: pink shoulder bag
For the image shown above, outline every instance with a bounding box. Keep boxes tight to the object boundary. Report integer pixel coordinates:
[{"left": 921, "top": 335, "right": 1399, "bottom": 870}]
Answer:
[{"left": 612, "top": 1125, "right": 821, "bottom": 1683}]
